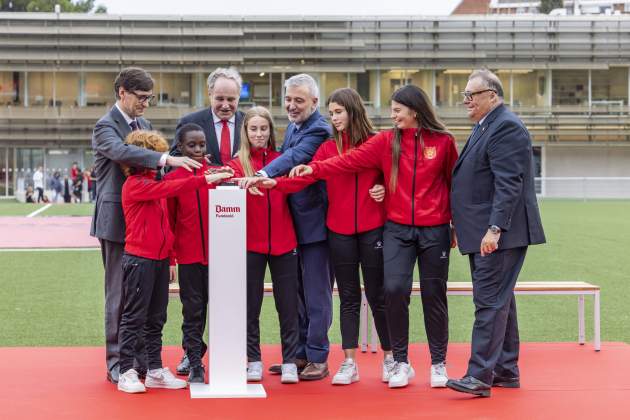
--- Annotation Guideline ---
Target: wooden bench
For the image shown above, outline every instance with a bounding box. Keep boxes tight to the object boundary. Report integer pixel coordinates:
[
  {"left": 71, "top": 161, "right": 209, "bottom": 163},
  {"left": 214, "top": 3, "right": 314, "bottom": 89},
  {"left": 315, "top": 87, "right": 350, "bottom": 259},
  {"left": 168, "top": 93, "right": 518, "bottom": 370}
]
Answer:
[{"left": 169, "top": 280, "right": 601, "bottom": 353}]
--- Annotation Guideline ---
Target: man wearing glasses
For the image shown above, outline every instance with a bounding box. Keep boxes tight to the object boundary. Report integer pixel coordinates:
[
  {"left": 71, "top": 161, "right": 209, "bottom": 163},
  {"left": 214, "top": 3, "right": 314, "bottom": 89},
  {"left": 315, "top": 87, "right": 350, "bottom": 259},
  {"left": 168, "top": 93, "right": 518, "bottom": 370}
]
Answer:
[
  {"left": 91, "top": 67, "right": 201, "bottom": 385},
  {"left": 446, "top": 69, "right": 546, "bottom": 397}
]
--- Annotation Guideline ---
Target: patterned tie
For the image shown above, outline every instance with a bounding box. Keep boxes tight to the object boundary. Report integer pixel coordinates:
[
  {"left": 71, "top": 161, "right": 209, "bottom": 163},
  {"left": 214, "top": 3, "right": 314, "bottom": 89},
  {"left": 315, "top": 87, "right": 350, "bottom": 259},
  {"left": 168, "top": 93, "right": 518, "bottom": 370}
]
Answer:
[
  {"left": 220, "top": 120, "right": 231, "bottom": 164},
  {"left": 129, "top": 120, "right": 139, "bottom": 131}
]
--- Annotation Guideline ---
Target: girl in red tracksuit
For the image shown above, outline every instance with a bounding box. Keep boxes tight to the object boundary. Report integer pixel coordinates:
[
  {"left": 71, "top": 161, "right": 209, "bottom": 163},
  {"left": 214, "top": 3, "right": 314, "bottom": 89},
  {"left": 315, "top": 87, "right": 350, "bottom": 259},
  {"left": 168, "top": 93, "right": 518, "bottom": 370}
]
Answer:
[
  {"left": 292, "top": 85, "right": 459, "bottom": 389},
  {"left": 117, "top": 130, "right": 232, "bottom": 394},
  {"left": 227, "top": 106, "right": 300, "bottom": 384},
  {"left": 258, "top": 88, "right": 394, "bottom": 386},
  {"left": 164, "top": 123, "right": 219, "bottom": 383}
]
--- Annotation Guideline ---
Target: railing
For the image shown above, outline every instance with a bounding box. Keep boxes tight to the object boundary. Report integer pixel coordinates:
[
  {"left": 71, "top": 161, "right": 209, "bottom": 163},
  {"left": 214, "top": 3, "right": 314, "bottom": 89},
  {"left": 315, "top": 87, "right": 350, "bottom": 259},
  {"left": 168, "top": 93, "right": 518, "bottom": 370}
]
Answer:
[{"left": 536, "top": 177, "right": 630, "bottom": 199}]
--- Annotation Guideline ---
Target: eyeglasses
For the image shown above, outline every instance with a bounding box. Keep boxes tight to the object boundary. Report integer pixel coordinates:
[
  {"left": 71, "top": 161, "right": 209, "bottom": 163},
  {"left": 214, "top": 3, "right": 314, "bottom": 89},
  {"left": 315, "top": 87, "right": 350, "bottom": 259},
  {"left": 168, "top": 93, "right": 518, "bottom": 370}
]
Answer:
[
  {"left": 128, "top": 91, "right": 156, "bottom": 105},
  {"left": 461, "top": 89, "right": 496, "bottom": 101}
]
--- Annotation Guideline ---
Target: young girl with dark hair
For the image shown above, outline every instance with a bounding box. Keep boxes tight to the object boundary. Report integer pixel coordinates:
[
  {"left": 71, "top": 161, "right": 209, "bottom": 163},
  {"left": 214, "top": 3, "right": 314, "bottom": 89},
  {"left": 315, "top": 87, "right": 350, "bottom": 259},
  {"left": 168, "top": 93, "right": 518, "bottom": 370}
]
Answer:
[{"left": 289, "top": 85, "right": 458, "bottom": 389}]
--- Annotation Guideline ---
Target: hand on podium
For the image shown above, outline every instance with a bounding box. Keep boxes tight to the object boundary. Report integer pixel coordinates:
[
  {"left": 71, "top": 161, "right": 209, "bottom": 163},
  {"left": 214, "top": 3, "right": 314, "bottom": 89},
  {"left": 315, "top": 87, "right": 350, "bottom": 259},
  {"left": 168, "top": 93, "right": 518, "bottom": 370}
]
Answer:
[{"left": 289, "top": 164, "right": 312, "bottom": 178}]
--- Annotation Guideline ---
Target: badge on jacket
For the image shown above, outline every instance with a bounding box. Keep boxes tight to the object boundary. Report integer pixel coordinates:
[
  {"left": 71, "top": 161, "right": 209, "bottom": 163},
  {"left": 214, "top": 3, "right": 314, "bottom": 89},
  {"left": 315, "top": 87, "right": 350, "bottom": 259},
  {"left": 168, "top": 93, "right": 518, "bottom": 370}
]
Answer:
[{"left": 424, "top": 146, "right": 437, "bottom": 160}]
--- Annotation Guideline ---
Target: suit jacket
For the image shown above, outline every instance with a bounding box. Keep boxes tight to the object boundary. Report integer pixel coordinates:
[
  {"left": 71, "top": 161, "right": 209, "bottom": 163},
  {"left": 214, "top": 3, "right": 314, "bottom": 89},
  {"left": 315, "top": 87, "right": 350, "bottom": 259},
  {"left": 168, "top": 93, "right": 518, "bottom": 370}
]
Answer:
[
  {"left": 170, "top": 108, "right": 244, "bottom": 165},
  {"left": 451, "top": 104, "right": 546, "bottom": 255},
  {"left": 90, "top": 105, "right": 161, "bottom": 243},
  {"left": 262, "top": 110, "right": 332, "bottom": 245}
]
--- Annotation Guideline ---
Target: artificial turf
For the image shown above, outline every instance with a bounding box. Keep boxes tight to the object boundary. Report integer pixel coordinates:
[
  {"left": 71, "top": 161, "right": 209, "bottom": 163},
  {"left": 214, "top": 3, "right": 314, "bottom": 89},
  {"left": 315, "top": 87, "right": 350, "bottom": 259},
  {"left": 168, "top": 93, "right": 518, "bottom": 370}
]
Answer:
[{"left": 0, "top": 199, "right": 628, "bottom": 347}]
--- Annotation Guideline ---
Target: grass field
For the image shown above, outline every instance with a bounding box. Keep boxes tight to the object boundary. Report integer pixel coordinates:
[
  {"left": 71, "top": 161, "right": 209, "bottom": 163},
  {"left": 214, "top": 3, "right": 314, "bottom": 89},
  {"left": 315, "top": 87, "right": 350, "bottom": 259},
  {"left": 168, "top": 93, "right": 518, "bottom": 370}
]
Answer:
[
  {"left": 0, "top": 199, "right": 94, "bottom": 217},
  {"left": 0, "top": 199, "right": 628, "bottom": 347}
]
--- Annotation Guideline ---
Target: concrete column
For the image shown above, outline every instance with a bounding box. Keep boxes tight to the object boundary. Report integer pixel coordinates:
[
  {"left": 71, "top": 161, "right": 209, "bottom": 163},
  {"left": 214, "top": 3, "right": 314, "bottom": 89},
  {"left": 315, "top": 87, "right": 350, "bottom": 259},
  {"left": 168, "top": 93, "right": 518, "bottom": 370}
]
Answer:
[
  {"left": 52, "top": 71, "right": 57, "bottom": 108},
  {"left": 23, "top": 71, "right": 29, "bottom": 107},
  {"left": 78, "top": 72, "right": 86, "bottom": 107},
  {"left": 546, "top": 69, "right": 553, "bottom": 108},
  {"left": 196, "top": 73, "right": 205, "bottom": 108},
  {"left": 588, "top": 69, "right": 592, "bottom": 108},
  {"left": 375, "top": 69, "right": 381, "bottom": 110},
  {"left": 268, "top": 72, "right": 273, "bottom": 109},
  {"left": 509, "top": 72, "right": 514, "bottom": 107},
  {"left": 431, "top": 70, "right": 436, "bottom": 105}
]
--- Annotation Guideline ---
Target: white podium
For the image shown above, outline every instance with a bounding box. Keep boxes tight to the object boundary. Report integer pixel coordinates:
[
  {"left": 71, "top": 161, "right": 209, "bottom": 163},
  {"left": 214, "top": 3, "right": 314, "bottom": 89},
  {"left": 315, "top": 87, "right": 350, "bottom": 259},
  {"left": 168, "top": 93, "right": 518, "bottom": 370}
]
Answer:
[{"left": 190, "top": 185, "right": 266, "bottom": 398}]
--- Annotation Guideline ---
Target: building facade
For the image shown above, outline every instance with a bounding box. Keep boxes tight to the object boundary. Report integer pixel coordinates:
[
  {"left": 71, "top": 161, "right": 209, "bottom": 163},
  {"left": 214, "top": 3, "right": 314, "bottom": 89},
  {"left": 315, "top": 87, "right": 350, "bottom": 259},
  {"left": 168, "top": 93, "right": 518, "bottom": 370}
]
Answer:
[{"left": 1, "top": 13, "right": 630, "bottom": 197}]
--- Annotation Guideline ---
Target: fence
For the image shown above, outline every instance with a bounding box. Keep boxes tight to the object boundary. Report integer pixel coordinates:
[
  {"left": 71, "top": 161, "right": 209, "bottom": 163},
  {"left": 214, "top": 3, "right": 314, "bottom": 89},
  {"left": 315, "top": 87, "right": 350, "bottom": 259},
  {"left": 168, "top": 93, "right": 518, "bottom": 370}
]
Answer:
[{"left": 537, "top": 177, "right": 630, "bottom": 199}]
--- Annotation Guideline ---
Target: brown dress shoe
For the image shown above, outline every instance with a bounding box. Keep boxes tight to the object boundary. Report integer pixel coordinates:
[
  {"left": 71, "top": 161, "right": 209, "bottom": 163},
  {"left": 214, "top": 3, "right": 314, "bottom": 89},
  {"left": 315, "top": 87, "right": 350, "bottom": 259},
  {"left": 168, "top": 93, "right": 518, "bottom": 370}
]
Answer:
[
  {"left": 299, "top": 362, "right": 329, "bottom": 381},
  {"left": 269, "top": 358, "right": 307, "bottom": 375}
]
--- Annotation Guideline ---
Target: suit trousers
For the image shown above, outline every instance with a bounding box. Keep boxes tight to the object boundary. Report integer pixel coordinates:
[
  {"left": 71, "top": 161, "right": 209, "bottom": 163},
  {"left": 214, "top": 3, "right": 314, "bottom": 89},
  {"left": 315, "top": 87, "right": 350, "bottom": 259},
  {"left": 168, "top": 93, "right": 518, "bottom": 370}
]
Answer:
[
  {"left": 99, "top": 239, "right": 146, "bottom": 373},
  {"left": 465, "top": 246, "right": 527, "bottom": 385},
  {"left": 296, "top": 240, "right": 334, "bottom": 363},
  {"left": 118, "top": 254, "right": 169, "bottom": 374},
  {"left": 178, "top": 263, "right": 208, "bottom": 368},
  {"left": 247, "top": 251, "right": 299, "bottom": 364},
  {"left": 383, "top": 221, "right": 451, "bottom": 364},
  {"left": 328, "top": 228, "right": 391, "bottom": 351}
]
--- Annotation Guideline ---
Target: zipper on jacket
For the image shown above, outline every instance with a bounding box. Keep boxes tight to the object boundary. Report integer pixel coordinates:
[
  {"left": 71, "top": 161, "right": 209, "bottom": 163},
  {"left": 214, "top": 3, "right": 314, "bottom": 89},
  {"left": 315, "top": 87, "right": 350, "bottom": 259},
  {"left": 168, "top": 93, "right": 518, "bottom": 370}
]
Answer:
[
  {"left": 354, "top": 173, "right": 359, "bottom": 234},
  {"left": 411, "top": 131, "right": 419, "bottom": 226},
  {"left": 193, "top": 168, "right": 207, "bottom": 262},
  {"left": 263, "top": 152, "right": 272, "bottom": 255},
  {"left": 158, "top": 203, "right": 166, "bottom": 258}
]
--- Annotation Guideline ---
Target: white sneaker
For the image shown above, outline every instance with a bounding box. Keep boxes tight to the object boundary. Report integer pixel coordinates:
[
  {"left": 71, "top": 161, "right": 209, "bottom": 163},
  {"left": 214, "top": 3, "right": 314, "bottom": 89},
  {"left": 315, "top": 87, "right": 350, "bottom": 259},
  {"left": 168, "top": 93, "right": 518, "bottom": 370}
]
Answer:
[
  {"left": 145, "top": 367, "right": 187, "bottom": 389},
  {"left": 118, "top": 369, "right": 146, "bottom": 394},
  {"left": 431, "top": 362, "right": 448, "bottom": 388},
  {"left": 247, "top": 361, "right": 263, "bottom": 382},
  {"left": 382, "top": 355, "right": 397, "bottom": 383},
  {"left": 280, "top": 363, "right": 299, "bottom": 384},
  {"left": 388, "top": 362, "right": 415, "bottom": 388},
  {"left": 332, "top": 359, "right": 359, "bottom": 385}
]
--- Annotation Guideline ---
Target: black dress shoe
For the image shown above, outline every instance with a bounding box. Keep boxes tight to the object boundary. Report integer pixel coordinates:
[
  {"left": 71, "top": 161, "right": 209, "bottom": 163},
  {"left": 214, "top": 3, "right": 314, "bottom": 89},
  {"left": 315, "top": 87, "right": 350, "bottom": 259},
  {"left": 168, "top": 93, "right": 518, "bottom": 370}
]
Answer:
[
  {"left": 188, "top": 365, "right": 205, "bottom": 384},
  {"left": 176, "top": 354, "right": 190, "bottom": 376},
  {"left": 269, "top": 358, "right": 307, "bottom": 375},
  {"left": 106, "top": 365, "right": 120, "bottom": 384},
  {"left": 446, "top": 376, "right": 491, "bottom": 397},
  {"left": 492, "top": 374, "right": 520, "bottom": 388}
]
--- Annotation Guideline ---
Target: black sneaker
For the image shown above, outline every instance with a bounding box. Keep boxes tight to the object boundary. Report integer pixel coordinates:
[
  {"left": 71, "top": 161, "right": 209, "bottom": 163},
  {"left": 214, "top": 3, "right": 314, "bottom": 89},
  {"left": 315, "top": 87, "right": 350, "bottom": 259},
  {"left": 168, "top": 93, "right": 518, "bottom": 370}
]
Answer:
[
  {"left": 188, "top": 365, "right": 205, "bottom": 383},
  {"left": 176, "top": 354, "right": 190, "bottom": 376}
]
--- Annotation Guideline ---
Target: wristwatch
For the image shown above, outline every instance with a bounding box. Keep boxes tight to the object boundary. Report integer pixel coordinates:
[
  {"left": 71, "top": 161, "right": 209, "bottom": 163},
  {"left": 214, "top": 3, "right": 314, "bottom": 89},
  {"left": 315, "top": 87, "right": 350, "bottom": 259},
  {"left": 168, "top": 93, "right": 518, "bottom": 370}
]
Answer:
[{"left": 489, "top": 225, "right": 502, "bottom": 234}]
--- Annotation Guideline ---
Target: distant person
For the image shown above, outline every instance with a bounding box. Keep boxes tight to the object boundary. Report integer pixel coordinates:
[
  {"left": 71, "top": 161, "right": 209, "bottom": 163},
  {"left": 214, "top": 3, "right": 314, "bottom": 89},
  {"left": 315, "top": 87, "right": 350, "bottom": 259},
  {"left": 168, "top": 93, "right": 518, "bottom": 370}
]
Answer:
[
  {"left": 51, "top": 171, "right": 63, "bottom": 203},
  {"left": 446, "top": 69, "right": 546, "bottom": 398},
  {"left": 88, "top": 167, "right": 97, "bottom": 202},
  {"left": 25, "top": 186, "right": 35, "bottom": 203},
  {"left": 70, "top": 162, "right": 80, "bottom": 182},
  {"left": 90, "top": 67, "right": 201, "bottom": 385},
  {"left": 63, "top": 176, "right": 72, "bottom": 203},
  {"left": 116, "top": 130, "right": 231, "bottom": 394},
  {"left": 32, "top": 166, "right": 44, "bottom": 203},
  {"left": 72, "top": 169, "right": 83, "bottom": 203}
]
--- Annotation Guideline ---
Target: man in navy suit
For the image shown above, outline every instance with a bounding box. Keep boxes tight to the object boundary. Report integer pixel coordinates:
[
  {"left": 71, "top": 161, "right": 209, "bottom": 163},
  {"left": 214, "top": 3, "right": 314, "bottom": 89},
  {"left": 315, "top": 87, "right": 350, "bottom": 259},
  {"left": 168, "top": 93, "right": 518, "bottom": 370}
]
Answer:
[
  {"left": 171, "top": 67, "right": 244, "bottom": 165},
  {"left": 91, "top": 67, "right": 201, "bottom": 384},
  {"left": 170, "top": 67, "right": 245, "bottom": 375},
  {"left": 258, "top": 74, "right": 333, "bottom": 380},
  {"left": 447, "top": 69, "right": 546, "bottom": 397}
]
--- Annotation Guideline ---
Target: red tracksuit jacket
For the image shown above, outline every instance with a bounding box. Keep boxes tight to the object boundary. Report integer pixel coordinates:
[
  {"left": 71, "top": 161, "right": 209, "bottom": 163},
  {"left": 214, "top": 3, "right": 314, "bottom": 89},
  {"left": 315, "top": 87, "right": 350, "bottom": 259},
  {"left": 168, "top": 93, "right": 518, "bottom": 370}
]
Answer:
[
  {"left": 228, "top": 147, "right": 297, "bottom": 256},
  {"left": 274, "top": 133, "right": 386, "bottom": 235},
  {"left": 165, "top": 163, "right": 215, "bottom": 265},
  {"left": 310, "top": 128, "right": 458, "bottom": 227},
  {"left": 122, "top": 170, "right": 207, "bottom": 261}
]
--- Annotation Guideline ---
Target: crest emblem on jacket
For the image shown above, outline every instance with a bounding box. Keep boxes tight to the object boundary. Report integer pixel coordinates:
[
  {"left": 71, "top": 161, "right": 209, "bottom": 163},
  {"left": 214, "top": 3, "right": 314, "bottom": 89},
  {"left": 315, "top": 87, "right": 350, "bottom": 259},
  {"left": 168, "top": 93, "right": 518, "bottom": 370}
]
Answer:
[{"left": 424, "top": 146, "right": 437, "bottom": 160}]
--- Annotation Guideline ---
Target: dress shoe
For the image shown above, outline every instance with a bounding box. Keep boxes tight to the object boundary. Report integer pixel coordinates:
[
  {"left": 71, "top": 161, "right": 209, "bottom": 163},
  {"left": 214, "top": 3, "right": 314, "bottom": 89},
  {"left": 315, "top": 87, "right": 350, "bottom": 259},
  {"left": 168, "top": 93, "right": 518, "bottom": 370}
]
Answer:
[
  {"left": 492, "top": 374, "right": 520, "bottom": 388},
  {"left": 299, "top": 362, "right": 329, "bottom": 381},
  {"left": 446, "top": 376, "right": 491, "bottom": 397},
  {"left": 269, "top": 358, "right": 307, "bottom": 375},
  {"left": 107, "top": 365, "right": 120, "bottom": 384},
  {"left": 188, "top": 365, "right": 205, "bottom": 384},
  {"left": 176, "top": 354, "right": 190, "bottom": 376}
]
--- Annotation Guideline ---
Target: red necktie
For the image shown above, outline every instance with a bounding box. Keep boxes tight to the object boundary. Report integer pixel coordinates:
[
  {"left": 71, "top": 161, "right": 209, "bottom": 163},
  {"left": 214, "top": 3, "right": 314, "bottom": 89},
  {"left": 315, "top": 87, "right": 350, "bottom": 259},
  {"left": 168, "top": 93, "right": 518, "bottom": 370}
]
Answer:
[{"left": 220, "top": 120, "right": 231, "bottom": 164}]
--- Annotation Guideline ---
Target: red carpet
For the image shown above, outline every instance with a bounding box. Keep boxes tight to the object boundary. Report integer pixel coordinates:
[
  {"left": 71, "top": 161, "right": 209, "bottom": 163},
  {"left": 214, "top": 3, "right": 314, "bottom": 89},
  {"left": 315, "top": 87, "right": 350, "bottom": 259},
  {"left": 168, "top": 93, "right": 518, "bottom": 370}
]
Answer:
[{"left": 1, "top": 343, "right": 628, "bottom": 420}]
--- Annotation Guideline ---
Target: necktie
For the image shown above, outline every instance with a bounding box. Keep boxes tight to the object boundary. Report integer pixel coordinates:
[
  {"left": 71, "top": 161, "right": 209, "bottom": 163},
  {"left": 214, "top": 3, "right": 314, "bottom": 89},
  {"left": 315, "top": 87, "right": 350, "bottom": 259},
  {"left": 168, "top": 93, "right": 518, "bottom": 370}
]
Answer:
[
  {"left": 129, "top": 120, "right": 139, "bottom": 131},
  {"left": 220, "top": 120, "right": 231, "bottom": 164}
]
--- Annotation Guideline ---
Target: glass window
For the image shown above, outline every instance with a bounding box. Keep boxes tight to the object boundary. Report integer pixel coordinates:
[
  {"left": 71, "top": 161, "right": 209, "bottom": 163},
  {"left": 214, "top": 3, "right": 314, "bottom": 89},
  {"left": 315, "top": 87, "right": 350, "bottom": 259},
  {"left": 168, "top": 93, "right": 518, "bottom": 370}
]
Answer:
[
  {"left": 16, "top": 148, "right": 44, "bottom": 192},
  {"left": 0, "top": 72, "right": 21, "bottom": 106},
  {"left": 321, "top": 72, "right": 348, "bottom": 101},
  {"left": 435, "top": 70, "right": 470, "bottom": 107},
  {"left": 0, "top": 148, "right": 6, "bottom": 196},
  {"left": 380, "top": 70, "right": 412, "bottom": 108},
  {"left": 154, "top": 73, "right": 192, "bottom": 106},
  {"left": 511, "top": 70, "right": 549, "bottom": 108},
  {"left": 240, "top": 72, "right": 273, "bottom": 106},
  {"left": 592, "top": 67, "right": 628, "bottom": 106},
  {"left": 553, "top": 70, "right": 588, "bottom": 106},
  {"left": 26, "top": 72, "right": 79, "bottom": 107},
  {"left": 85, "top": 73, "right": 116, "bottom": 107}
]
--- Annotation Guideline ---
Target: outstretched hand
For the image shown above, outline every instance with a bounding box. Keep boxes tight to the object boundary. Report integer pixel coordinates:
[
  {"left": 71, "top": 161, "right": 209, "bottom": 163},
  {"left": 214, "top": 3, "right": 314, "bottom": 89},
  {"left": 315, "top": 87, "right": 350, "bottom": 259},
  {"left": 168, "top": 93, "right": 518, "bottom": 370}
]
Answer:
[
  {"left": 204, "top": 167, "right": 234, "bottom": 184},
  {"left": 166, "top": 155, "right": 202, "bottom": 172},
  {"left": 289, "top": 164, "right": 313, "bottom": 178},
  {"left": 234, "top": 177, "right": 278, "bottom": 190}
]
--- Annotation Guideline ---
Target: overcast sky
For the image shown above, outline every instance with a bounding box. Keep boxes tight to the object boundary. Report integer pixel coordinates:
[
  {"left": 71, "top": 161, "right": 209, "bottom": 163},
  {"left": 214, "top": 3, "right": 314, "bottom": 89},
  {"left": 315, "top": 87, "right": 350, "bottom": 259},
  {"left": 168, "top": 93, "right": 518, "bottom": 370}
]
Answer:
[{"left": 97, "top": 0, "right": 460, "bottom": 16}]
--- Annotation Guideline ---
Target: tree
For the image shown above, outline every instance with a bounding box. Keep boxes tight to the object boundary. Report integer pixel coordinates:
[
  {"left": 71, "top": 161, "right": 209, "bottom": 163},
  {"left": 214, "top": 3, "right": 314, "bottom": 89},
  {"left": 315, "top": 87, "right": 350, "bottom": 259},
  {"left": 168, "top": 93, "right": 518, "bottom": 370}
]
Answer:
[
  {"left": 0, "top": 0, "right": 107, "bottom": 13},
  {"left": 540, "top": 0, "right": 563, "bottom": 14}
]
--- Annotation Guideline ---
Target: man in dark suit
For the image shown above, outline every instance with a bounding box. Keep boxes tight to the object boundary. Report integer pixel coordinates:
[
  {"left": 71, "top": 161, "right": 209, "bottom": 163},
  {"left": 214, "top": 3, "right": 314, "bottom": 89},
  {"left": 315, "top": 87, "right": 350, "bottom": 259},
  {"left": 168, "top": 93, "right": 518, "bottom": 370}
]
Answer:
[
  {"left": 446, "top": 69, "right": 546, "bottom": 397},
  {"left": 91, "top": 67, "right": 201, "bottom": 385},
  {"left": 170, "top": 67, "right": 244, "bottom": 165},
  {"left": 170, "top": 67, "right": 245, "bottom": 376},
  {"left": 258, "top": 74, "right": 333, "bottom": 380}
]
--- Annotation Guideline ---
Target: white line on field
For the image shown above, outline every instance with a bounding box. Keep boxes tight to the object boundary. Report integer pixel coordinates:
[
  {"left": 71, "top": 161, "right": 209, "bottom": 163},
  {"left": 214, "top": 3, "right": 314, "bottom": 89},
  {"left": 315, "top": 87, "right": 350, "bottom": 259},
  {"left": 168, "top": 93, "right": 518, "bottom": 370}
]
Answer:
[
  {"left": 26, "top": 204, "right": 52, "bottom": 218},
  {"left": 0, "top": 247, "right": 100, "bottom": 252}
]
